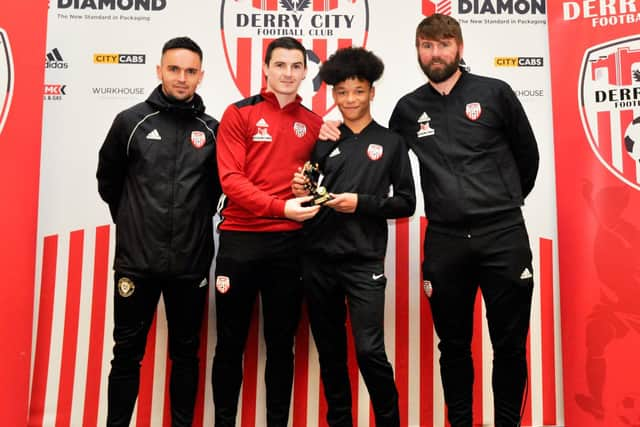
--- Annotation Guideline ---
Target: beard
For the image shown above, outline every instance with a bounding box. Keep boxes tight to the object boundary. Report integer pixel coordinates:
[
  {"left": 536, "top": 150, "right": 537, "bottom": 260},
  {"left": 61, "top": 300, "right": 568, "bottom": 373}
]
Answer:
[{"left": 419, "top": 51, "right": 461, "bottom": 83}]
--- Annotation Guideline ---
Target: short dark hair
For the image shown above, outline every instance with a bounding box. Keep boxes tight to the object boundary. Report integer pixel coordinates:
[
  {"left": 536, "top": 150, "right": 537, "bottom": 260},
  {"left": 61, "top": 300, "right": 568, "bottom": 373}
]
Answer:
[
  {"left": 319, "top": 47, "right": 384, "bottom": 86},
  {"left": 162, "top": 37, "right": 203, "bottom": 61},
  {"left": 264, "top": 37, "right": 307, "bottom": 67},
  {"left": 415, "top": 14, "right": 463, "bottom": 46}
]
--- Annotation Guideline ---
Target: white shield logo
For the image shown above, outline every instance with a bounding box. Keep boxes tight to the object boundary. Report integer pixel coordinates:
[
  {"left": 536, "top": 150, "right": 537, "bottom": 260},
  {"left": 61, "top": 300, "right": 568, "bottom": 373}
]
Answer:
[
  {"left": 293, "top": 121, "right": 307, "bottom": 137},
  {"left": 423, "top": 280, "right": 433, "bottom": 298},
  {"left": 191, "top": 130, "right": 206, "bottom": 148},
  {"left": 367, "top": 143, "right": 383, "bottom": 161},
  {"left": 216, "top": 275, "right": 231, "bottom": 294},
  {"left": 220, "top": 0, "right": 369, "bottom": 116},
  {"left": 465, "top": 102, "right": 481, "bottom": 121},
  {"left": 0, "top": 28, "right": 14, "bottom": 136},
  {"left": 579, "top": 36, "right": 640, "bottom": 190}
]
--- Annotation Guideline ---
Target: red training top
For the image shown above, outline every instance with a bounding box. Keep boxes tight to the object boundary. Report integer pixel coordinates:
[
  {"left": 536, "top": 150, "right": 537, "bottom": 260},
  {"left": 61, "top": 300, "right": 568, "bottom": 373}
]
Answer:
[{"left": 217, "top": 90, "right": 322, "bottom": 232}]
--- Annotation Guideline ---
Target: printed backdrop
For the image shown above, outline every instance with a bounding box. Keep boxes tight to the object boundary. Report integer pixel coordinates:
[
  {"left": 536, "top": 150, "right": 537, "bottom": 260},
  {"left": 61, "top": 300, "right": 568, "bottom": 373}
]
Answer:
[
  {"left": 547, "top": 2, "right": 640, "bottom": 427},
  {"left": 0, "top": 2, "right": 47, "bottom": 426},
  {"left": 26, "top": 0, "right": 561, "bottom": 426}
]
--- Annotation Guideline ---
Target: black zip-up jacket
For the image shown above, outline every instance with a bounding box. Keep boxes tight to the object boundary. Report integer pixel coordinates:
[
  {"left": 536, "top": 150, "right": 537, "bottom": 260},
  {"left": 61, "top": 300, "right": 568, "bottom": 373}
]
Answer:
[
  {"left": 389, "top": 70, "right": 539, "bottom": 235},
  {"left": 303, "top": 121, "right": 416, "bottom": 259},
  {"left": 97, "top": 85, "right": 221, "bottom": 279}
]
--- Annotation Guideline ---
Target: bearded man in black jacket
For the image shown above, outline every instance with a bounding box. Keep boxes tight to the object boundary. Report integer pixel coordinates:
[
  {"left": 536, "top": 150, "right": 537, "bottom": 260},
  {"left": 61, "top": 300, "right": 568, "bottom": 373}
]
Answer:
[{"left": 97, "top": 37, "right": 220, "bottom": 427}]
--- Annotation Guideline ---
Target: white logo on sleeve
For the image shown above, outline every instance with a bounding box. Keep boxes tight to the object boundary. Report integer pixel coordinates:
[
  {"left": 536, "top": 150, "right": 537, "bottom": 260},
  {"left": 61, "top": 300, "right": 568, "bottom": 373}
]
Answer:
[
  {"left": 146, "top": 129, "right": 161, "bottom": 140},
  {"left": 520, "top": 268, "right": 533, "bottom": 280}
]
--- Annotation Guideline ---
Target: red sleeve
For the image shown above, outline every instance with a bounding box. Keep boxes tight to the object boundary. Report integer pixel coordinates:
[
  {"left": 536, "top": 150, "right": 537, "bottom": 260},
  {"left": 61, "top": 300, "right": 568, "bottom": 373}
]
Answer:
[{"left": 216, "top": 104, "right": 286, "bottom": 218}]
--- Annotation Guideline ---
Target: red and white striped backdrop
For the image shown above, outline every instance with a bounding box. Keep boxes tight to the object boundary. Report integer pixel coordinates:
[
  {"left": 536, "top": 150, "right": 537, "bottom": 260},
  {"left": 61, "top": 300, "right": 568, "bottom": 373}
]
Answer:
[
  {"left": 28, "top": 220, "right": 561, "bottom": 427},
  {"left": 31, "top": 1, "right": 561, "bottom": 425}
]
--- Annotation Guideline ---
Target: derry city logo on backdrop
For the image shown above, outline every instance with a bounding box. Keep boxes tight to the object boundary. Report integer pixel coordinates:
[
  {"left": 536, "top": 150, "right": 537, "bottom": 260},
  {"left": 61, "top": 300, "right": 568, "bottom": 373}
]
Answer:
[
  {"left": 579, "top": 36, "right": 640, "bottom": 191},
  {"left": 220, "top": 0, "right": 369, "bottom": 117},
  {"left": 0, "top": 28, "right": 14, "bottom": 136}
]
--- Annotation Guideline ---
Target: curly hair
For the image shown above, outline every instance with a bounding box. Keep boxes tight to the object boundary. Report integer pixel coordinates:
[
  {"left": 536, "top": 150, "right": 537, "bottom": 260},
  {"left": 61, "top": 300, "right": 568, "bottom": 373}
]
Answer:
[{"left": 319, "top": 46, "right": 384, "bottom": 86}]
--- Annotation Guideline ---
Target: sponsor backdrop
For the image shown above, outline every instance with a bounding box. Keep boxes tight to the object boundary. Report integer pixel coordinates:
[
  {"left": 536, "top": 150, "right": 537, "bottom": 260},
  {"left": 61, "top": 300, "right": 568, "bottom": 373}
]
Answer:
[
  {"left": 0, "top": 2, "right": 48, "bottom": 426},
  {"left": 547, "top": 2, "right": 640, "bottom": 427},
  {"left": 27, "top": 0, "right": 562, "bottom": 426}
]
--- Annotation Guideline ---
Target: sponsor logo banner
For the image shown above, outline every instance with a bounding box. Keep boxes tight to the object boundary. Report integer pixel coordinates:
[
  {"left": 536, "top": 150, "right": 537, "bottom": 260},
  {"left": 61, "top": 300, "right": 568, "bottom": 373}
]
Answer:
[
  {"left": 54, "top": 0, "right": 167, "bottom": 22},
  {"left": 91, "top": 86, "right": 145, "bottom": 98},
  {"left": 56, "top": 0, "right": 166, "bottom": 10},
  {"left": 422, "top": 0, "right": 453, "bottom": 16},
  {"left": 93, "top": 53, "right": 146, "bottom": 64},
  {"left": 494, "top": 56, "right": 544, "bottom": 67},
  {"left": 44, "top": 83, "right": 67, "bottom": 101},
  {"left": 45, "top": 47, "right": 69, "bottom": 70}
]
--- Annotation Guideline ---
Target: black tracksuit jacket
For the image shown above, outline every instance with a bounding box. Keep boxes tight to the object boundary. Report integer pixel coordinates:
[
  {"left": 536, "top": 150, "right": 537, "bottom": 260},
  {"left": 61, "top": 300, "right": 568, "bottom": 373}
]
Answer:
[
  {"left": 97, "top": 85, "right": 221, "bottom": 279},
  {"left": 303, "top": 121, "right": 416, "bottom": 259},
  {"left": 389, "top": 70, "right": 539, "bottom": 235}
]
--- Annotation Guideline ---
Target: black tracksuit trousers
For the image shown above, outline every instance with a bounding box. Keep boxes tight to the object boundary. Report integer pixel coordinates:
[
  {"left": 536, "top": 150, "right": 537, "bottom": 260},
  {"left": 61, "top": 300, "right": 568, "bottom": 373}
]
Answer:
[
  {"left": 211, "top": 230, "right": 303, "bottom": 427},
  {"left": 423, "top": 223, "right": 534, "bottom": 427},
  {"left": 303, "top": 256, "right": 400, "bottom": 427},
  {"left": 106, "top": 274, "right": 208, "bottom": 427}
]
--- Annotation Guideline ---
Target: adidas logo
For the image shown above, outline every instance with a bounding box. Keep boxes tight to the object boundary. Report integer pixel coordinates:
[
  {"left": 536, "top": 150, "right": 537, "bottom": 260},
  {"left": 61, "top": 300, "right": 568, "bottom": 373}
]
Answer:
[
  {"left": 146, "top": 129, "right": 161, "bottom": 140},
  {"left": 256, "top": 118, "right": 269, "bottom": 127},
  {"left": 520, "top": 268, "right": 533, "bottom": 280},
  {"left": 45, "top": 48, "right": 68, "bottom": 69},
  {"left": 418, "top": 112, "right": 430, "bottom": 123},
  {"left": 329, "top": 147, "right": 341, "bottom": 157}
]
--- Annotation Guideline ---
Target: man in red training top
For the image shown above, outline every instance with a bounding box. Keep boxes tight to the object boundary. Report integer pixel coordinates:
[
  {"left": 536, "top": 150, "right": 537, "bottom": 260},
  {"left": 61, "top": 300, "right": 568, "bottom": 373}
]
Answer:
[{"left": 211, "top": 37, "right": 322, "bottom": 427}]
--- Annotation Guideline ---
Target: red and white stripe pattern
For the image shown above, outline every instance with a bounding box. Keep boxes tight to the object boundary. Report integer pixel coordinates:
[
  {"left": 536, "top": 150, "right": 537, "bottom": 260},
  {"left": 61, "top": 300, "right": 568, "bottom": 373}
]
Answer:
[
  {"left": 27, "top": 221, "right": 563, "bottom": 426},
  {"left": 421, "top": 0, "right": 452, "bottom": 16}
]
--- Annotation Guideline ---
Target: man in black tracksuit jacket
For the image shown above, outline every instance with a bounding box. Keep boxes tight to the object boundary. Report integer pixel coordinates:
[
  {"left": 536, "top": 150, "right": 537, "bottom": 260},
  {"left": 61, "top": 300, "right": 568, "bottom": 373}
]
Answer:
[
  {"left": 389, "top": 15, "right": 539, "bottom": 427},
  {"left": 96, "top": 37, "right": 220, "bottom": 427},
  {"left": 294, "top": 47, "right": 415, "bottom": 427}
]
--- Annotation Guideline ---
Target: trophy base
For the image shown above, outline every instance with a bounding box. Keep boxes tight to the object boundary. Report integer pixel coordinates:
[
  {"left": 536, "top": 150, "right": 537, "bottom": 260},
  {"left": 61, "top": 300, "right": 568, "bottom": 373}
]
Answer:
[
  {"left": 312, "top": 186, "right": 332, "bottom": 205},
  {"left": 313, "top": 194, "right": 332, "bottom": 205}
]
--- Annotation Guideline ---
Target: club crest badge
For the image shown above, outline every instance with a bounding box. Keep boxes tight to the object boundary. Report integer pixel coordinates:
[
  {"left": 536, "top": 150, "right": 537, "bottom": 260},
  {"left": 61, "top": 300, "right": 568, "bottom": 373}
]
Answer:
[
  {"left": 367, "top": 144, "right": 383, "bottom": 161},
  {"left": 220, "top": 0, "right": 369, "bottom": 117},
  {"left": 465, "top": 102, "right": 482, "bottom": 121},
  {"left": 293, "top": 121, "right": 307, "bottom": 138},
  {"left": 423, "top": 280, "right": 433, "bottom": 298},
  {"left": 579, "top": 35, "right": 640, "bottom": 191},
  {"left": 0, "top": 28, "right": 14, "bottom": 136},
  {"left": 117, "top": 277, "right": 135, "bottom": 298},
  {"left": 216, "top": 275, "right": 231, "bottom": 294},
  {"left": 417, "top": 112, "right": 435, "bottom": 138},
  {"left": 190, "top": 130, "right": 206, "bottom": 148}
]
